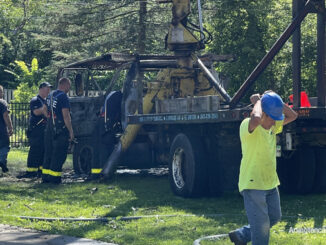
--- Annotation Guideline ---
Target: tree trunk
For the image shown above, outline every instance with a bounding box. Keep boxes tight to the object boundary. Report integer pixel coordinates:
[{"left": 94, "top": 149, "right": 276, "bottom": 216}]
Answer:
[{"left": 138, "top": 0, "right": 147, "bottom": 53}]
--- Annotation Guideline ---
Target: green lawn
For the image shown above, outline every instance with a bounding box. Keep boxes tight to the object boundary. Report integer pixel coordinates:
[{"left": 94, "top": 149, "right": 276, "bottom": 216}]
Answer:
[{"left": 0, "top": 148, "right": 325, "bottom": 245}]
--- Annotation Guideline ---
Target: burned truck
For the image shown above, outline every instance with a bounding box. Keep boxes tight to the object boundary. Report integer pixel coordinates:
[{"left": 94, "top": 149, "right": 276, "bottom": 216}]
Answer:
[{"left": 57, "top": 0, "right": 326, "bottom": 196}]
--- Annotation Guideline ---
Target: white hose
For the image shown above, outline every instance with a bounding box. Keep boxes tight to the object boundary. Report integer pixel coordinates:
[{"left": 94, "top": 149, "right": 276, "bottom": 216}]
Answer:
[{"left": 193, "top": 234, "right": 229, "bottom": 245}]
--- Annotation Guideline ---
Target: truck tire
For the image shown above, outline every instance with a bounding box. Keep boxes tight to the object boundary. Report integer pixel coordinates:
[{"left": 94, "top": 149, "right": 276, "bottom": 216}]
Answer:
[
  {"left": 280, "top": 148, "right": 316, "bottom": 194},
  {"left": 313, "top": 148, "right": 326, "bottom": 193},
  {"left": 73, "top": 138, "right": 94, "bottom": 174},
  {"left": 168, "top": 133, "right": 208, "bottom": 197}
]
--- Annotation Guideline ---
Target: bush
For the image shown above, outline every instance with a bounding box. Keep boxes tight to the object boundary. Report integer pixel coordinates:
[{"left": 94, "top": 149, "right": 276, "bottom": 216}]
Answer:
[{"left": 5, "top": 58, "right": 42, "bottom": 103}]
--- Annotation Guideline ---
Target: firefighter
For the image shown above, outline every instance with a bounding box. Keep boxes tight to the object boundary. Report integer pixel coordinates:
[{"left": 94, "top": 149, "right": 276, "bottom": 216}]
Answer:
[
  {"left": 87, "top": 90, "right": 122, "bottom": 181},
  {"left": 0, "top": 85, "right": 13, "bottom": 174},
  {"left": 228, "top": 91, "right": 298, "bottom": 245},
  {"left": 42, "top": 78, "right": 74, "bottom": 184},
  {"left": 18, "top": 82, "right": 52, "bottom": 179}
]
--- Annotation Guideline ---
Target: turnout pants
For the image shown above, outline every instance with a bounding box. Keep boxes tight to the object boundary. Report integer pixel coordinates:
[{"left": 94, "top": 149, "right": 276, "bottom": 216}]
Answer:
[
  {"left": 27, "top": 126, "right": 45, "bottom": 173},
  {"left": 91, "top": 118, "right": 115, "bottom": 177},
  {"left": 42, "top": 125, "right": 69, "bottom": 183}
]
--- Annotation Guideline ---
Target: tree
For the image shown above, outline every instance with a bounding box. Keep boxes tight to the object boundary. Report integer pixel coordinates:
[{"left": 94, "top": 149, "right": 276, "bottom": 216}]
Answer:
[
  {"left": 6, "top": 58, "right": 41, "bottom": 103},
  {"left": 0, "top": 34, "right": 15, "bottom": 88},
  {"left": 0, "top": 0, "right": 52, "bottom": 88},
  {"left": 205, "top": 0, "right": 318, "bottom": 101},
  {"left": 29, "top": 0, "right": 172, "bottom": 83},
  {"left": 206, "top": 0, "right": 279, "bottom": 100},
  {"left": 0, "top": 0, "right": 320, "bottom": 100}
]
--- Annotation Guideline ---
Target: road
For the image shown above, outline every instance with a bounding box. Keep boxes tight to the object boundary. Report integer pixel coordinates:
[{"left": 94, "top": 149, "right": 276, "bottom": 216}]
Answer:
[{"left": 0, "top": 224, "right": 118, "bottom": 245}]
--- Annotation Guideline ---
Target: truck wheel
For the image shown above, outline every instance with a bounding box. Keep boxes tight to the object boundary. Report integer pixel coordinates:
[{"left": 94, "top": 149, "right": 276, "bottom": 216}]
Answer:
[
  {"left": 169, "top": 133, "right": 208, "bottom": 197},
  {"left": 73, "top": 138, "right": 93, "bottom": 174},
  {"left": 313, "top": 148, "right": 326, "bottom": 193},
  {"left": 282, "top": 148, "right": 316, "bottom": 194}
]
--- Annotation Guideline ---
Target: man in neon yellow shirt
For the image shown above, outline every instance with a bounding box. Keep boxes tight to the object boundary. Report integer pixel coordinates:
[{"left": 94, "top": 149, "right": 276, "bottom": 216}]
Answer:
[{"left": 229, "top": 91, "right": 297, "bottom": 245}]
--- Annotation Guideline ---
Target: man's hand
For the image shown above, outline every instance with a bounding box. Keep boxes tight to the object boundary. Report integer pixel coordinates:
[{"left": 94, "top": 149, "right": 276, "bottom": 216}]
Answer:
[
  {"left": 69, "top": 131, "right": 74, "bottom": 142},
  {"left": 41, "top": 104, "right": 48, "bottom": 117},
  {"left": 3, "top": 111, "right": 13, "bottom": 136},
  {"left": 33, "top": 104, "right": 48, "bottom": 118},
  {"left": 62, "top": 108, "right": 74, "bottom": 142},
  {"left": 283, "top": 103, "right": 298, "bottom": 126},
  {"left": 250, "top": 93, "right": 261, "bottom": 105},
  {"left": 7, "top": 127, "right": 13, "bottom": 136}
]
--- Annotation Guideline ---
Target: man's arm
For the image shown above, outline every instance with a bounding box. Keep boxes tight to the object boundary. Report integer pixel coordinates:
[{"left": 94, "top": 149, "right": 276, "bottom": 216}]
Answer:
[
  {"left": 33, "top": 104, "right": 48, "bottom": 118},
  {"left": 62, "top": 108, "right": 74, "bottom": 141},
  {"left": 3, "top": 111, "right": 13, "bottom": 136},
  {"left": 248, "top": 94, "right": 263, "bottom": 133},
  {"left": 283, "top": 103, "right": 298, "bottom": 126}
]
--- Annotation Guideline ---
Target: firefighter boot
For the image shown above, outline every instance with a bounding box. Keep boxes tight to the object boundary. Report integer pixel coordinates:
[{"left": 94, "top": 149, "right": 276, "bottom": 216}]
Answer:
[
  {"left": 51, "top": 176, "right": 62, "bottom": 184},
  {"left": 37, "top": 169, "right": 42, "bottom": 178},
  {"left": 17, "top": 171, "right": 38, "bottom": 179},
  {"left": 85, "top": 173, "right": 103, "bottom": 182}
]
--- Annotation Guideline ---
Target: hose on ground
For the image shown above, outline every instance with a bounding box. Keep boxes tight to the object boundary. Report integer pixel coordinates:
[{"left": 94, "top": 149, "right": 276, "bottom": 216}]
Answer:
[
  {"left": 18, "top": 214, "right": 198, "bottom": 222},
  {"left": 18, "top": 214, "right": 231, "bottom": 244},
  {"left": 193, "top": 234, "right": 229, "bottom": 245},
  {"left": 14, "top": 213, "right": 308, "bottom": 245}
]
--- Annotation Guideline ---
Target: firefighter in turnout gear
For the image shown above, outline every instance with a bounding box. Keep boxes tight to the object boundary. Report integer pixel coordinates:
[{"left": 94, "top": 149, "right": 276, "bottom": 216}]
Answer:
[
  {"left": 87, "top": 91, "right": 122, "bottom": 181},
  {"left": 18, "top": 82, "right": 52, "bottom": 179},
  {"left": 42, "top": 78, "right": 74, "bottom": 184}
]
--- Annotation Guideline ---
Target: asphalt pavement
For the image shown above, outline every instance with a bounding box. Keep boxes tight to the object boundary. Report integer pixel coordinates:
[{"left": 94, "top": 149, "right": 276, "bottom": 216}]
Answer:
[{"left": 0, "top": 224, "right": 118, "bottom": 245}]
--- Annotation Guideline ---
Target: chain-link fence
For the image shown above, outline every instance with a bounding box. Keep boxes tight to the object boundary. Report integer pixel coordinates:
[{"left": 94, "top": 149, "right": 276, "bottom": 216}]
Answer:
[{"left": 9, "top": 102, "right": 29, "bottom": 147}]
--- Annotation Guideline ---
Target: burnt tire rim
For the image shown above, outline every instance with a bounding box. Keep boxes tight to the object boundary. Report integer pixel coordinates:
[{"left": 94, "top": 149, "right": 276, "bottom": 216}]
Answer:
[{"left": 172, "top": 147, "right": 186, "bottom": 189}]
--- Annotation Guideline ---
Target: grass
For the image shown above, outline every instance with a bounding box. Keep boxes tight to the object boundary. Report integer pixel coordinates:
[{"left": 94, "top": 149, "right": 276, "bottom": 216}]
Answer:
[{"left": 0, "top": 148, "right": 326, "bottom": 244}]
